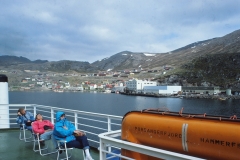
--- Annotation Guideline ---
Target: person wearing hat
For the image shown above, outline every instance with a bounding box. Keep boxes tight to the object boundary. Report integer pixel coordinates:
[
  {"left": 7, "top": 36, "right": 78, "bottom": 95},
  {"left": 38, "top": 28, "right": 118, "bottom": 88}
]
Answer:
[
  {"left": 53, "top": 111, "right": 94, "bottom": 160},
  {"left": 16, "top": 108, "right": 34, "bottom": 131}
]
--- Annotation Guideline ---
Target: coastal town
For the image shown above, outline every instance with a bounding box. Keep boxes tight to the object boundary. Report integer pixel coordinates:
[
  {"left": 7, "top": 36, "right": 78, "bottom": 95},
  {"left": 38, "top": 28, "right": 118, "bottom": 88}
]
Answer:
[
  {"left": 0, "top": 66, "right": 172, "bottom": 92},
  {"left": 1, "top": 67, "right": 240, "bottom": 100}
]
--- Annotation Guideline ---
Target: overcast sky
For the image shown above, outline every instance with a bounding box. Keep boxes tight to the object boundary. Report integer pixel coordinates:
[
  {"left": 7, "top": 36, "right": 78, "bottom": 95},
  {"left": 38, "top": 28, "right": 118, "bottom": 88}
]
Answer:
[{"left": 0, "top": 0, "right": 240, "bottom": 63}]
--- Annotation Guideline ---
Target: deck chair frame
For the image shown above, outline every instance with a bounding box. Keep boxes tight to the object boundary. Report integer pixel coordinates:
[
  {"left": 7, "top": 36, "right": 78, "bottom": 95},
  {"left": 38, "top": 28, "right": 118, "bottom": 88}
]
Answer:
[
  {"left": 19, "top": 123, "right": 33, "bottom": 142},
  {"left": 31, "top": 122, "right": 58, "bottom": 156},
  {"left": 56, "top": 131, "right": 87, "bottom": 160}
]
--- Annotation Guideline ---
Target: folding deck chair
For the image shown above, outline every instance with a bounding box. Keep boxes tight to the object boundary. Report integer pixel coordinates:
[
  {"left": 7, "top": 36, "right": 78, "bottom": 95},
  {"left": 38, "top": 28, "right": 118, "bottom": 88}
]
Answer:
[
  {"left": 32, "top": 122, "right": 58, "bottom": 156},
  {"left": 19, "top": 123, "right": 33, "bottom": 142},
  {"left": 56, "top": 131, "right": 87, "bottom": 160}
]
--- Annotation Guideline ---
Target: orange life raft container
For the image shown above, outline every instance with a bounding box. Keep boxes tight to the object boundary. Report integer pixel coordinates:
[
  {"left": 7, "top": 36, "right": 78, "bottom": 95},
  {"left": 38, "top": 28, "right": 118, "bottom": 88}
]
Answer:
[{"left": 121, "top": 109, "right": 240, "bottom": 159}]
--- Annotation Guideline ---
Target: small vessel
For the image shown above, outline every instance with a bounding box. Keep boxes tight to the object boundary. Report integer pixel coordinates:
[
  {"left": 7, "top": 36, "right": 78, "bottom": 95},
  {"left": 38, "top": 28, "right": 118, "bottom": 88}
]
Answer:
[
  {"left": 104, "top": 89, "right": 111, "bottom": 93},
  {"left": 219, "top": 97, "right": 227, "bottom": 100},
  {"left": 53, "top": 89, "right": 64, "bottom": 92}
]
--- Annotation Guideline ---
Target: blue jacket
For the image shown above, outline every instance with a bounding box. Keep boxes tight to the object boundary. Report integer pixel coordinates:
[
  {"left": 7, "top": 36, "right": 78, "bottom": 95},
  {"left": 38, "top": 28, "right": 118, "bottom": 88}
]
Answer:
[
  {"left": 53, "top": 111, "right": 76, "bottom": 143},
  {"left": 16, "top": 111, "right": 34, "bottom": 125}
]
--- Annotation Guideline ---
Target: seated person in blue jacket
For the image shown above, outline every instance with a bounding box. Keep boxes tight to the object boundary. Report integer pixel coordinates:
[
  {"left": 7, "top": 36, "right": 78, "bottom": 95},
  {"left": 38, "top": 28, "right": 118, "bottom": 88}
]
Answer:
[
  {"left": 16, "top": 108, "right": 34, "bottom": 131},
  {"left": 53, "top": 111, "right": 94, "bottom": 160}
]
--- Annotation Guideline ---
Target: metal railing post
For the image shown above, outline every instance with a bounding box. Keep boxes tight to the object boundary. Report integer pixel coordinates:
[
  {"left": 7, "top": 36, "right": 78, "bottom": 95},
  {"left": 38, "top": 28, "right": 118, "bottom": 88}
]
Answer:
[
  {"left": 99, "top": 138, "right": 106, "bottom": 160},
  {"left": 33, "top": 105, "right": 36, "bottom": 117},
  {"left": 75, "top": 113, "right": 78, "bottom": 130},
  {"left": 107, "top": 117, "right": 111, "bottom": 132},
  {"left": 107, "top": 117, "right": 112, "bottom": 153},
  {"left": 51, "top": 108, "right": 54, "bottom": 124}
]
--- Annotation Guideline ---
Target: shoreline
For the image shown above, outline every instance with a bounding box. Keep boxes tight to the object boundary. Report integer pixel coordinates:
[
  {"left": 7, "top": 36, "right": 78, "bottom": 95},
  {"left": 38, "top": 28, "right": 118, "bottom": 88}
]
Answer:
[
  {"left": 119, "top": 92, "right": 240, "bottom": 100},
  {"left": 182, "top": 94, "right": 240, "bottom": 100},
  {"left": 8, "top": 90, "right": 240, "bottom": 100}
]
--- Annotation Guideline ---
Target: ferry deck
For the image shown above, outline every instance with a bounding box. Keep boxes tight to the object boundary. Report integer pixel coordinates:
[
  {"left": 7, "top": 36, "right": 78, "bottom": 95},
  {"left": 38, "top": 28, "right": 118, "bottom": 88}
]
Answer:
[{"left": 0, "top": 104, "right": 204, "bottom": 160}]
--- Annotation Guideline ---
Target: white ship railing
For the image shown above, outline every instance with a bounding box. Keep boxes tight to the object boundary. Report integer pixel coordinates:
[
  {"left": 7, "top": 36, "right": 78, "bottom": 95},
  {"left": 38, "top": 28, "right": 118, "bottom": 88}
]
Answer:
[
  {"left": 0, "top": 104, "right": 122, "bottom": 147},
  {"left": 0, "top": 104, "right": 204, "bottom": 160},
  {"left": 99, "top": 130, "right": 205, "bottom": 160}
]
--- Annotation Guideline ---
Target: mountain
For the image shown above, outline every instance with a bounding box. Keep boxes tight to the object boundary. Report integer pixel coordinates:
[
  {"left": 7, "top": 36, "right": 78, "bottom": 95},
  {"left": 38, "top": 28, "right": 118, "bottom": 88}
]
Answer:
[
  {"left": 0, "top": 55, "right": 32, "bottom": 65},
  {"left": 0, "top": 55, "right": 48, "bottom": 65},
  {"left": 90, "top": 29, "right": 240, "bottom": 87},
  {"left": 91, "top": 51, "right": 159, "bottom": 70},
  {"left": 92, "top": 29, "right": 240, "bottom": 71},
  {"left": 33, "top": 59, "right": 48, "bottom": 63},
  {"left": 1, "top": 29, "right": 240, "bottom": 75},
  {"left": 0, "top": 55, "right": 96, "bottom": 72},
  {"left": 46, "top": 60, "right": 96, "bottom": 72},
  {"left": 145, "top": 29, "right": 240, "bottom": 69}
]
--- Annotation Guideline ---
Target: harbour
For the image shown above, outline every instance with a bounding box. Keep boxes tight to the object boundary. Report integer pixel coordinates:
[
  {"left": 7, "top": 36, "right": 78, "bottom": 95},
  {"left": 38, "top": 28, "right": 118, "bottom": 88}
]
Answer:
[
  {"left": 1, "top": 77, "right": 240, "bottom": 159},
  {"left": 9, "top": 91, "right": 240, "bottom": 117}
]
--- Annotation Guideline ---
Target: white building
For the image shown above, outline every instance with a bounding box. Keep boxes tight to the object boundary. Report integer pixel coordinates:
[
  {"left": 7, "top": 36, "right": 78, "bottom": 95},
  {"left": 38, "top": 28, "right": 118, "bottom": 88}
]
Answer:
[
  {"left": 89, "top": 85, "right": 94, "bottom": 90},
  {"left": 37, "top": 81, "right": 44, "bottom": 85},
  {"left": 125, "top": 79, "right": 157, "bottom": 92},
  {"left": 97, "top": 84, "right": 104, "bottom": 89},
  {"left": 115, "top": 82, "right": 124, "bottom": 87},
  {"left": 182, "top": 86, "right": 220, "bottom": 95},
  {"left": 143, "top": 86, "right": 182, "bottom": 95},
  {"left": 65, "top": 82, "right": 70, "bottom": 88},
  {"left": 47, "top": 84, "right": 52, "bottom": 89},
  {"left": 69, "top": 87, "right": 83, "bottom": 91}
]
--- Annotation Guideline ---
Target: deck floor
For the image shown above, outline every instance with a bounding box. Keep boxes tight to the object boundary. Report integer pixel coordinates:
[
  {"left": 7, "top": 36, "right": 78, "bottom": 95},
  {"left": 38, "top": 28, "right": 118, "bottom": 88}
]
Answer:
[{"left": 0, "top": 129, "right": 99, "bottom": 160}]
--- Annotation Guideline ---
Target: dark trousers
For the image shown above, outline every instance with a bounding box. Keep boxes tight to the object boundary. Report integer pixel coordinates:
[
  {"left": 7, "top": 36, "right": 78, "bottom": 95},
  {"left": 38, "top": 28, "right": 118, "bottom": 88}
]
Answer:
[{"left": 66, "top": 135, "right": 89, "bottom": 149}]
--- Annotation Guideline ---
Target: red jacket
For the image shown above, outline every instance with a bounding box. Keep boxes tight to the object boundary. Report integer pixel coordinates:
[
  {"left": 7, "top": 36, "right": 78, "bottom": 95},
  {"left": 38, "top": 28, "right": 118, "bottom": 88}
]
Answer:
[{"left": 32, "top": 120, "right": 54, "bottom": 134}]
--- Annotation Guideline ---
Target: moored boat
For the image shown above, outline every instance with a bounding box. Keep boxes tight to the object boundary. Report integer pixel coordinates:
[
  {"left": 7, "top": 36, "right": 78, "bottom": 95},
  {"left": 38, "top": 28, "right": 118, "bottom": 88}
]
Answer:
[{"left": 219, "top": 97, "right": 227, "bottom": 100}]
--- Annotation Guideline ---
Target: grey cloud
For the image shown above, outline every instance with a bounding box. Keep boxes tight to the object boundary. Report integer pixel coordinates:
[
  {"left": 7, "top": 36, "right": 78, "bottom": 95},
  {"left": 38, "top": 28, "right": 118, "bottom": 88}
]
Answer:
[{"left": 0, "top": 0, "right": 240, "bottom": 62}]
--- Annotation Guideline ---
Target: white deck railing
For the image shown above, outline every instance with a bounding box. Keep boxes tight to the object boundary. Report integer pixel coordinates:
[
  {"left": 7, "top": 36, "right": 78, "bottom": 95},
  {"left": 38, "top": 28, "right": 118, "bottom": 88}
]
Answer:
[
  {"left": 0, "top": 104, "right": 122, "bottom": 147},
  {"left": 99, "top": 130, "right": 205, "bottom": 160},
  {"left": 0, "top": 104, "right": 204, "bottom": 160}
]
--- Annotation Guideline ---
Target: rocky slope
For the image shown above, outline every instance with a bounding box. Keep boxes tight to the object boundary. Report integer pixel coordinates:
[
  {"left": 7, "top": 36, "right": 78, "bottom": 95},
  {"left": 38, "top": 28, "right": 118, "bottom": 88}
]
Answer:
[{"left": 180, "top": 52, "right": 240, "bottom": 87}]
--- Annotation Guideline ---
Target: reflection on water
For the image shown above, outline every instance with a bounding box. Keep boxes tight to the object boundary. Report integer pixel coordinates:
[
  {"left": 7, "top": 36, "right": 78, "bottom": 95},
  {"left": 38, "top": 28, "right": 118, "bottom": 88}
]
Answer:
[{"left": 9, "top": 91, "right": 240, "bottom": 117}]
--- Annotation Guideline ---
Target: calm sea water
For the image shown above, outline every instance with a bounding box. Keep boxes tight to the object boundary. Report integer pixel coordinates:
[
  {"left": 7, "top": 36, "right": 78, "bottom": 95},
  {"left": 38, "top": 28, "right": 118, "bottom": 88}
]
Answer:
[{"left": 9, "top": 91, "right": 240, "bottom": 117}]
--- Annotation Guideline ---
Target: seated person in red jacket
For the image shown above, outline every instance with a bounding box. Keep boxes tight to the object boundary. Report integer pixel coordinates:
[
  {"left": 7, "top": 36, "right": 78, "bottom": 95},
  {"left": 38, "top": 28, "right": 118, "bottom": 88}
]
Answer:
[{"left": 32, "top": 113, "right": 57, "bottom": 148}]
